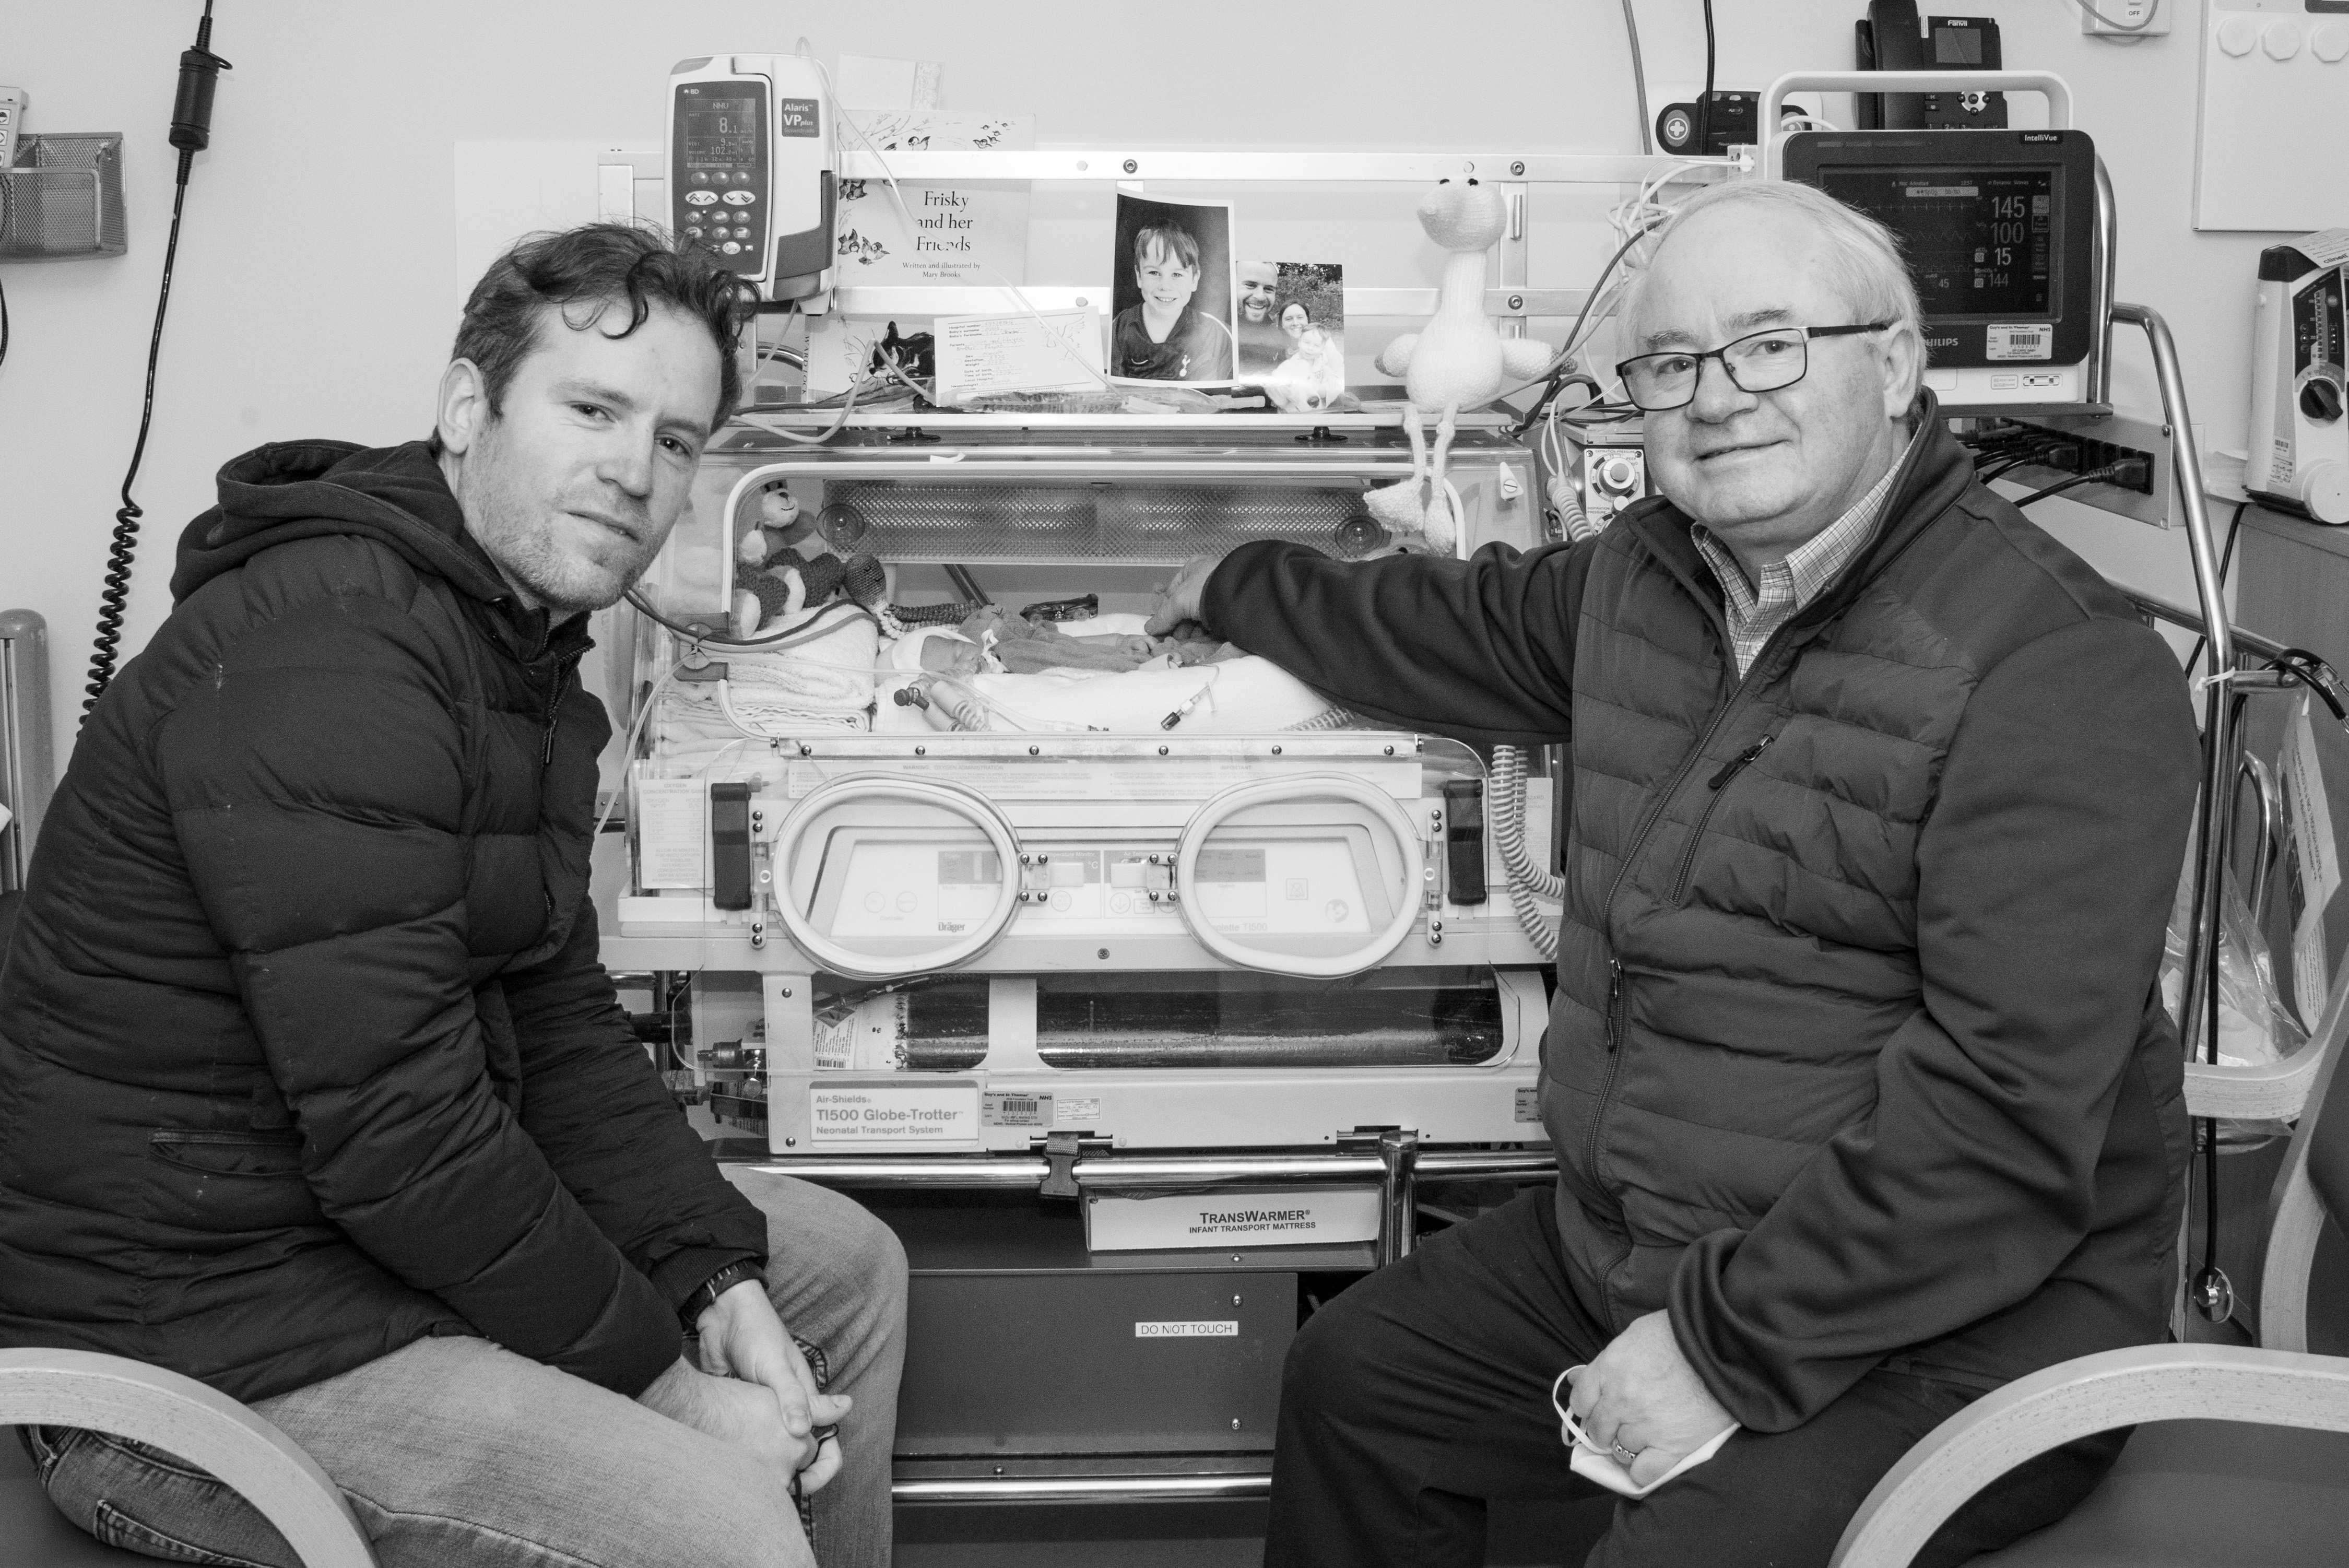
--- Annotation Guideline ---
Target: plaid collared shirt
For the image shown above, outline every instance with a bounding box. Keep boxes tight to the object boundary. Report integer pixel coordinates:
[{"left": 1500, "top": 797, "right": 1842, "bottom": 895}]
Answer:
[{"left": 1689, "top": 435, "right": 1916, "bottom": 677}]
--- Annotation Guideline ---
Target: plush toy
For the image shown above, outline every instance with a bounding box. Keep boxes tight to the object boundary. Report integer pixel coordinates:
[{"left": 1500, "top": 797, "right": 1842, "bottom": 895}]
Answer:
[
  {"left": 731, "top": 549, "right": 896, "bottom": 640},
  {"left": 1371, "top": 181, "right": 1556, "bottom": 552}
]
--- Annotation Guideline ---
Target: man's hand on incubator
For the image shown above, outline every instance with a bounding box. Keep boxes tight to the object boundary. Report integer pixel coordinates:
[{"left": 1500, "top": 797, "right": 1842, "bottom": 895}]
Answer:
[
  {"left": 639, "top": 1280, "right": 851, "bottom": 1493},
  {"left": 1564, "top": 1310, "right": 1736, "bottom": 1489},
  {"left": 1144, "top": 553, "right": 1225, "bottom": 636}
]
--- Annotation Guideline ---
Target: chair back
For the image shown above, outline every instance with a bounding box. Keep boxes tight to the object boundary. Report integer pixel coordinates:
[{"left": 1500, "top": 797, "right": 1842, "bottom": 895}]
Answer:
[{"left": 2261, "top": 993, "right": 2349, "bottom": 1350}]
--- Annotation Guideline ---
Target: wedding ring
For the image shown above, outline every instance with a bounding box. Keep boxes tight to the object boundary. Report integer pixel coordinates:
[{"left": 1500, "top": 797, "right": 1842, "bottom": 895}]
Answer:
[{"left": 1610, "top": 1440, "right": 1639, "bottom": 1465}]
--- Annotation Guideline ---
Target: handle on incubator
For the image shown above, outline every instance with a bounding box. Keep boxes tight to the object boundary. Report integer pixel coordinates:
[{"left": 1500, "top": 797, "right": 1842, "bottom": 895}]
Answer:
[
  {"left": 1173, "top": 774, "right": 1426, "bottom": 980},
  {"left": 766, "top": 772, "right": 1025, "bottom": 981},
  {"left": 1760, "top": 69, "right": 2072, "bottom": 132}
]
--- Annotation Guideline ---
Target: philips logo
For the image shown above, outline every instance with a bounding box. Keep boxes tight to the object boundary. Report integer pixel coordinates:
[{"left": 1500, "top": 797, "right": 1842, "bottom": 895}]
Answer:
[{"left": 1925, "top": 336, "right": 1960, "bottom": 349}]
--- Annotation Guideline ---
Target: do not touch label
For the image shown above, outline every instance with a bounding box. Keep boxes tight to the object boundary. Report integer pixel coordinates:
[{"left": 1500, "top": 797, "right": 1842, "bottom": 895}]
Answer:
[{"left": 1135, "top": 1321, "right": 1239, "bottom": 1339}]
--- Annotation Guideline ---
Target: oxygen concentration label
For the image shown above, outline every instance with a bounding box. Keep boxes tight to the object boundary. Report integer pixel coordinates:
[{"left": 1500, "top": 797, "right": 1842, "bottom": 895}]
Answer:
[{"left": 808, "top": 1082, "right": 979, "bottom": 1146}]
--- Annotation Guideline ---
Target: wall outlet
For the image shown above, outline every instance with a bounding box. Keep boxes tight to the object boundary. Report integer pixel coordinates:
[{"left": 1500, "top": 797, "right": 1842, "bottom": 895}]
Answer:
[
  {"left": 2081, "top": 0, "right": 2170, "bottom": 37},
  {"left": 0, "top": 87, "right": 27, "bottom": 170}
]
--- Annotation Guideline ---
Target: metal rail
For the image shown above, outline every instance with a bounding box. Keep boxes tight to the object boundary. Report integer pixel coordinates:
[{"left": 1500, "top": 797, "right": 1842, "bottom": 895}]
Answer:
[
  {"left": 2124, "top": 590, "right": 2289, "bottom": 665},
  {"left": 0, "top": 609, "right": 54, "bottom": 893},
  {"left": 752, "top": 1142, "right": 1559, "bottom": 1267},
  {"left": 751, "top": 1148, "right": 1557, "bottom": 1188},
  {"left": 893, "top": 1473, "right": 1271, "bottom": 1504},
  {"left": 836, "top": 149, "right": 1719, "bottom": 186}
]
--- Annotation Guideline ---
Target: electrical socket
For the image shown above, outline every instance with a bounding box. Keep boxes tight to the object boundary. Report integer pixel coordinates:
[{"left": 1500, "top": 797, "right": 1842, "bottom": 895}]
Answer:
[
  {"left": 2080, "top": 0, "right": 2170, "bottom": 38},
  {"left": 0, "top": 87, "right": 27, "bottom": 171}
]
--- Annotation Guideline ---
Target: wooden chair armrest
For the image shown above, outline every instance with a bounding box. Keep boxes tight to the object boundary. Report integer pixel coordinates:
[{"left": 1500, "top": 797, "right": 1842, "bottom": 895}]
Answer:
[
  {"left": 0, "top": 1348, "right": 376, "bottom": 1567},
  {"left": 1829, "top": 1343, "right": 2349, "bottom": 1568}
]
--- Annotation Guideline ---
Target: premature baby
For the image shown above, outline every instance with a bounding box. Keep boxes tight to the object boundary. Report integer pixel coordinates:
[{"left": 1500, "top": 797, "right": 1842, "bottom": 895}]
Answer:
[{"left": 892, "top": 605, "right": 1241, "bottom": 676}]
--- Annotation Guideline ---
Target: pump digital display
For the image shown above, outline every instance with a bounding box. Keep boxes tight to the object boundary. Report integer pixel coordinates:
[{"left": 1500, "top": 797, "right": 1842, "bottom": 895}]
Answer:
[
  {"left": 682, "top": 97, "right": 762, "bottom": 165},
  {"left": 1819, "top": 167, "right": 2055, "bottom": 319}
]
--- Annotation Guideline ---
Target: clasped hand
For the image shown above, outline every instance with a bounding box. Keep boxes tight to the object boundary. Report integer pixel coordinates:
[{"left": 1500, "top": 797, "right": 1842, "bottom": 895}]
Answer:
[
  {"left": 1563, "top": 1311, "right": 1734, "bottom": 1489},
  {"left": 639, "top": 1280, "right": 852, "bottom": 1495}
]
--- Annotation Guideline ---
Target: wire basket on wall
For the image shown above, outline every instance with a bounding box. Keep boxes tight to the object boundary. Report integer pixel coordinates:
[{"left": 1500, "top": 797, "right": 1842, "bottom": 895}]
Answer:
[{"left": 1, "top": 133, "right": 127, "bottom": 261}]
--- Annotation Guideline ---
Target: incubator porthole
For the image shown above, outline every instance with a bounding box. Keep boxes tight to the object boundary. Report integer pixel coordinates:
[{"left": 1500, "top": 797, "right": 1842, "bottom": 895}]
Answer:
[{"left": 817, "top": 501, "right": 869, "bottom": 547}]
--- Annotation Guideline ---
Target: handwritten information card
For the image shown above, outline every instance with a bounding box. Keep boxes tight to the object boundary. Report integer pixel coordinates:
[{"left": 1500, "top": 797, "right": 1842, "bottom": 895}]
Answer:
[{"left": 931, "top": 307, "right": 1104, "bottom": 403}]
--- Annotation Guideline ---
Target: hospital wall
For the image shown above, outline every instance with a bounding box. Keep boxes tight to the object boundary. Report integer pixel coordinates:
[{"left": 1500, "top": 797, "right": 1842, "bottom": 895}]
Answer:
[{"left": 0, "top": 1, "right": 2281, "bottom": 775}]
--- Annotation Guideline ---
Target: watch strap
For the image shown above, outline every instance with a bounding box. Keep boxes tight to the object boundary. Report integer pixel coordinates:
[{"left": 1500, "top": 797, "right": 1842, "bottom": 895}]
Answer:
[{"left": 680, "top": 1260, "right": 766, "bottom": 1329}]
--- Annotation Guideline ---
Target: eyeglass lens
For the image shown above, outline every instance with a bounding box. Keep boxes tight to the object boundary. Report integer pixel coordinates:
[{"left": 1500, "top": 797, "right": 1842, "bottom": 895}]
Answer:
[{"left": 1623, "top": 329, "right": 1810, "bottom": 410}]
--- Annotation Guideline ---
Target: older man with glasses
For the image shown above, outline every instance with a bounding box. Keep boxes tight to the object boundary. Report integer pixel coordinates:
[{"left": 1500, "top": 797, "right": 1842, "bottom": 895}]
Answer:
[{"left": 1149, "top": 180, "right": 2200, "bottom": 1567}]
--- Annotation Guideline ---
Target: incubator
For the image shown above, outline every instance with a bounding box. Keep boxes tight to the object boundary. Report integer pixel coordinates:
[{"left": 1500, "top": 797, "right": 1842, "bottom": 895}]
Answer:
[{"left": 594, "top": 414, "right": 1561, "bottom": 1169}]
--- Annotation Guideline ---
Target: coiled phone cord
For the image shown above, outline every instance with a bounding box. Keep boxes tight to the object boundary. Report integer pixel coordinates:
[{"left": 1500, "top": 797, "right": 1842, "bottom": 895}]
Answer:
[{"left": 85, "top": 1, "right": 228, "bottom": 714}]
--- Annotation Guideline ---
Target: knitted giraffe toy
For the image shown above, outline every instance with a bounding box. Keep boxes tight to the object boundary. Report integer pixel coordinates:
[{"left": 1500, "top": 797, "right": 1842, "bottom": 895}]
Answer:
[{"left": 1368, "top": 180, "right": 1555, "bottom": 552}]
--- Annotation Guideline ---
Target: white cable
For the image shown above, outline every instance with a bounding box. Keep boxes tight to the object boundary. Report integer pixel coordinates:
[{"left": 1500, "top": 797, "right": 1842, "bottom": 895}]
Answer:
[
  {"left": 1620, "top": 0, "right": 1654, "bottom": 155},
  {"left": 1491, "top": 745, "right": 1562, "bottom": 960},
  {"left": 798, "top": 41, "right": 1115, "bottom": 395}
]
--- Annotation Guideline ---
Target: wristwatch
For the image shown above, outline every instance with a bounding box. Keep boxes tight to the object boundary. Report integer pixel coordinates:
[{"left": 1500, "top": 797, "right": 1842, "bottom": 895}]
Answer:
[{"left": 679, "top": 1261, "right": 767, "bottom": 1329}]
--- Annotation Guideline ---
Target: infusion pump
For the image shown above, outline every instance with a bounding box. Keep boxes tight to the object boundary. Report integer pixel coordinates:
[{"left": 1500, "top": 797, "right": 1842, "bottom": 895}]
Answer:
[{"left": 667, "top": 53, "right": 837, "bottom": 306}]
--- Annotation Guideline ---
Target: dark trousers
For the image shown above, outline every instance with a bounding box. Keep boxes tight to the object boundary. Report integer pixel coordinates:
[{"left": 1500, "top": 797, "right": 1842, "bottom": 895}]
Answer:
[{"left": 1264, "top": 1192, "right": 2127, "bottom": 1568}]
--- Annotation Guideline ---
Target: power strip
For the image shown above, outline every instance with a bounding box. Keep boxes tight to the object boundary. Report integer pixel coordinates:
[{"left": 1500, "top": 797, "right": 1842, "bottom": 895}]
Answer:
[{"left": 1981, "top": 412, "right": 2172, "bottom": 528}]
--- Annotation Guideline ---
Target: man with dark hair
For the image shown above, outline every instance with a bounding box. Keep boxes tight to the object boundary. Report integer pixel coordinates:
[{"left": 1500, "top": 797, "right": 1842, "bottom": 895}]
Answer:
[{"left": 0, "top": 224, "right": 904, "bottom": 1568}]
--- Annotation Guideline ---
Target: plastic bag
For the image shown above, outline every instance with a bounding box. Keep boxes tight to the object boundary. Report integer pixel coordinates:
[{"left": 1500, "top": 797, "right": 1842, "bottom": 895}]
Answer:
[{"left": 2159, "top": 841, "right": 2306, "bottom": 1143}]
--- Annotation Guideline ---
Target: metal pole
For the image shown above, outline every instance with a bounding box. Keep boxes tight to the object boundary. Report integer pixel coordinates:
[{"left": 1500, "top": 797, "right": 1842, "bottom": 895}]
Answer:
[
  {"left": 2090, "top": 159, "right": 2118, "bottom": 409},
  {"left": 0, "top": 609, "right": 56, "bottom": 893},
  {"left": 2110, "top": 304, "right": 2232, "bottom": 1064},
  {"left": 1375, "top": 1129, "right": 1421, "bottom": 1266}
]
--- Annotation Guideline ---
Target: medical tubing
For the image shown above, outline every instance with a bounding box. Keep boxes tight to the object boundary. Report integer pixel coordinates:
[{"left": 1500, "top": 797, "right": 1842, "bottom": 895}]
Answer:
[
  {"left": 1491, "top": 745, "right": 1563, "bottom": 959},
  {"left": 624, "top": 589, "right": 878, "bottom": 651},
  {"left": 745, "top": 362, "right": 867, "bottom": 445},
  {"left": 589, "top": 660, "right": 684, "bottom": 844},
  {"left": 806, "top": 43, "right": 1113, "bottom": 396}
]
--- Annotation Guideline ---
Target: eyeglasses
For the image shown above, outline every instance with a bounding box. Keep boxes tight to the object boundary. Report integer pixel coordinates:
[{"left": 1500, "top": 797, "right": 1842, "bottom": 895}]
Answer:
[{"left": 1614, "top": 323, "right": 1893, "bottom": 412}]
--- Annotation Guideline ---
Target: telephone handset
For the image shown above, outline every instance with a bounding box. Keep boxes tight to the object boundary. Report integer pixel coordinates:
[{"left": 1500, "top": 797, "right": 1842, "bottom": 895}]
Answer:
[{"left": 1856, "top": 3, "right": 2007, "bottom": 131}]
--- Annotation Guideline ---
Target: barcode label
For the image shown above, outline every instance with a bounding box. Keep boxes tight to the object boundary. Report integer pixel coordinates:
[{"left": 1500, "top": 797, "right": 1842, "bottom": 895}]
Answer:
[
  {"left": 983, "top": 1090, "right": 1053, "bottom": 1127},
  {"left": 1986, "top": 323, "right": 2053, "bottom": 362}
]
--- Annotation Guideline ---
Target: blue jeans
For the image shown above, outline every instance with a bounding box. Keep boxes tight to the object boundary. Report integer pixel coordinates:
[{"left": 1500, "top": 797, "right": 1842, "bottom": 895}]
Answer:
[{"left": 30, "top": 1170, "right": 906, "bottom": 1568}]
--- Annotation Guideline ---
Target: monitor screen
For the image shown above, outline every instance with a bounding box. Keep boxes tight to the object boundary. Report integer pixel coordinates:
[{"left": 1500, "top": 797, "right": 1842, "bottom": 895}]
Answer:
[
  {"left": 682, "top": 97, "right": 762, "bottom": 166},
  {"left": 1819, "top": 167, "right": 2056, "bottom": 319}
]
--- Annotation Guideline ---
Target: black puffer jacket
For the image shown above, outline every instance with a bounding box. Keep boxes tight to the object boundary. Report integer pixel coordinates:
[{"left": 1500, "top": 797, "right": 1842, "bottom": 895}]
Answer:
[
  {"left": 0, "top": 439, "right": 766, "bottom": 1404},
  {"left": 1208, "top": 405, "right": 2200, "bottom": 1431}
]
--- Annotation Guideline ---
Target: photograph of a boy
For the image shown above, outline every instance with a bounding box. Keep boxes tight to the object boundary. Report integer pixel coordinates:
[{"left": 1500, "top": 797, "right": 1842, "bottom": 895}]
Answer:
[{"left": 1109, "top": 196, "right": 1235, "bottom": 383}]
